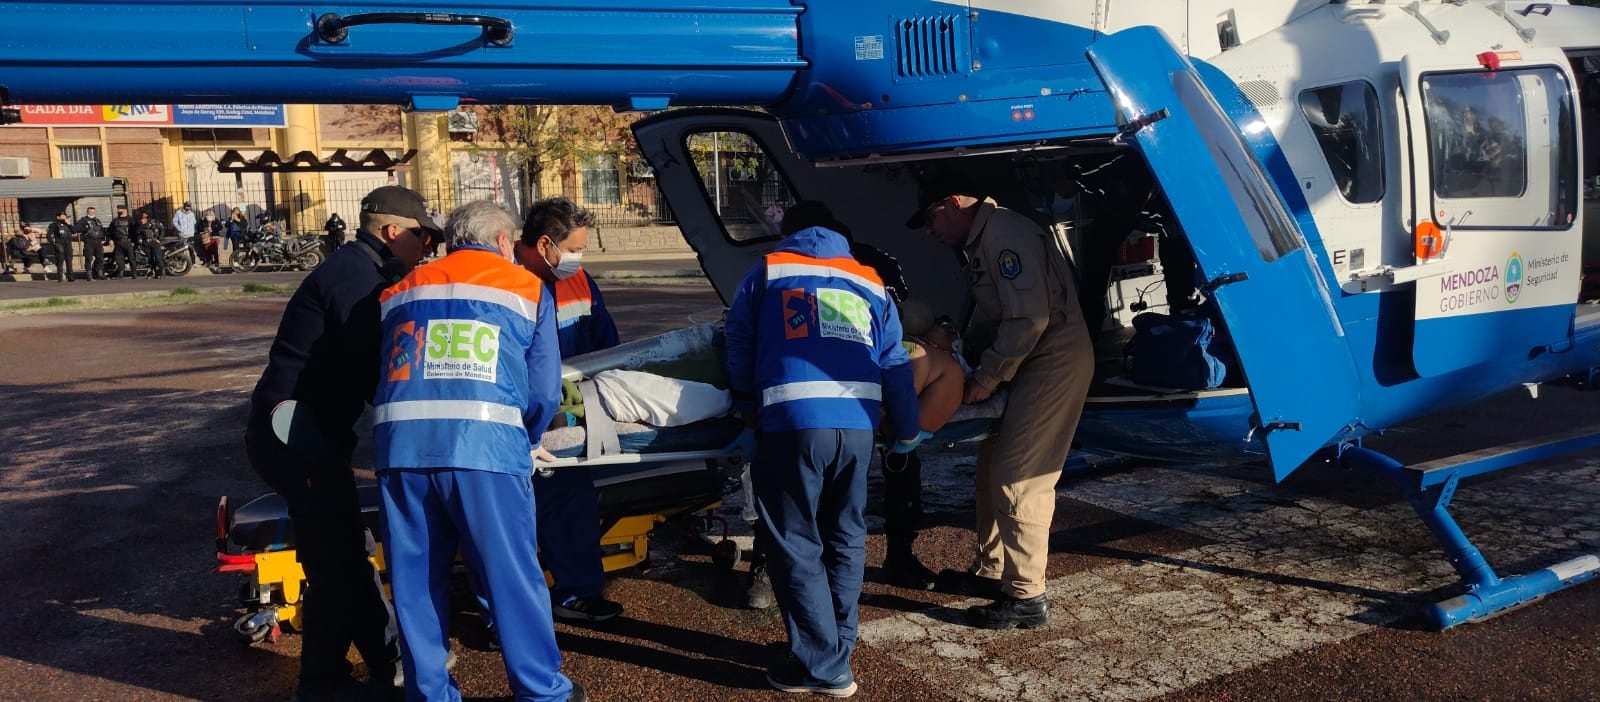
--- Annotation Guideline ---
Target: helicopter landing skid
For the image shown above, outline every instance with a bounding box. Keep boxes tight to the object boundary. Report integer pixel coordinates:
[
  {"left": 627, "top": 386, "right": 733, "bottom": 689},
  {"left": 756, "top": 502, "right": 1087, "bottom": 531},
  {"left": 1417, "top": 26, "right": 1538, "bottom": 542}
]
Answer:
[{"left": 1341, "top": 425, "right": 1600, "bottom": 630}]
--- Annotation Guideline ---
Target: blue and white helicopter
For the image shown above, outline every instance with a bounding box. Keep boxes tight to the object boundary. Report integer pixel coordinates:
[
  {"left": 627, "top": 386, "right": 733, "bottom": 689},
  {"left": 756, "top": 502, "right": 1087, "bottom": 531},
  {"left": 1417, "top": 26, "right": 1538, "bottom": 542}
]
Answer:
[{"left": 2, "top": 0, "right": 1597, "bottom": 629}]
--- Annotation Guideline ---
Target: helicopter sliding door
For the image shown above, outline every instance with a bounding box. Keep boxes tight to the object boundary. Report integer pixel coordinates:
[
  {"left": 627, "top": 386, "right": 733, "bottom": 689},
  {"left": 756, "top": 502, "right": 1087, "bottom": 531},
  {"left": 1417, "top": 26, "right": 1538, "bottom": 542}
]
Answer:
[
  {"left": 1085, "top": 26, "right": 1362, "bottom": 480},
  {"left": 630, "top": 108, "right": 959, "bottom": 312},
  {"left": 1400, "top": 51, "right": 1584, "bottom": 376}
]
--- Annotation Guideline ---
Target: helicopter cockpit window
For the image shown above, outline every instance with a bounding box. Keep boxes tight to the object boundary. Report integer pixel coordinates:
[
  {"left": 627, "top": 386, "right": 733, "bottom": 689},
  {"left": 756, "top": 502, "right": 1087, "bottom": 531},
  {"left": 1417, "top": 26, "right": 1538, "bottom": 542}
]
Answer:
[
  {"left": 683, "top": 130, "right": 796, "bottom": 243},
  {"left": 1421, "top": 66, "right": 1577, "bottom": 230},
  {"left": 1297, "top": 80, "right": 1384, "bottom": 204}
]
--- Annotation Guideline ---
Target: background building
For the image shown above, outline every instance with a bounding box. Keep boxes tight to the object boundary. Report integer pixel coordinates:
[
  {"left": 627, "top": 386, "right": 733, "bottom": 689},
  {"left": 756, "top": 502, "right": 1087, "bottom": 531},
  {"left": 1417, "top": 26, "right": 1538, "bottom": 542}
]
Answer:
[{"left": 0, "top": 104, "right": 690, "bottom": 250}]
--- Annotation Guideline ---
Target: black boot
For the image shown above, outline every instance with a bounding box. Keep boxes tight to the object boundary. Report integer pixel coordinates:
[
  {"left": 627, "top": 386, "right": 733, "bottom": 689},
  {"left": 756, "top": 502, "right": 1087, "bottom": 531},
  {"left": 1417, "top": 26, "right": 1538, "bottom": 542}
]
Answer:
[
  {"left": 882, "top": 543, "right": 937, "bottom": 590},
  {"left": 935, "top": 569, "right": 1003, "bottom": 600},
  {"left": 966, "top": 593, "right": 1050, "bottom": 630}
]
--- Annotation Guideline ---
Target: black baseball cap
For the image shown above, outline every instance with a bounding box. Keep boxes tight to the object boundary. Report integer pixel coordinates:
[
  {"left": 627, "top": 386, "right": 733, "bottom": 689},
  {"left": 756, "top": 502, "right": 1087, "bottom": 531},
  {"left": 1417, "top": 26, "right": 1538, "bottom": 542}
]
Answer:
[
  {"left": 361, "top": 186, "right": 444, "bottom": 239},
  {"left": 905, "top": 172, "right": 980, "bottom": 229}
]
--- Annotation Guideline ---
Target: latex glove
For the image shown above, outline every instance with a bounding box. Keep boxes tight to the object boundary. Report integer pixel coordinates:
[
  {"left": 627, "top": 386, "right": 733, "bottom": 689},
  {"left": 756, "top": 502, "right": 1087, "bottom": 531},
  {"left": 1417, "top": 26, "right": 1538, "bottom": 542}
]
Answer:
[
  {"left": 531, "top": 445, "right": 558, "bottom": 463},
  {"left": 891, "top": 430, "right": 935, "bottom": 455},
  {"left": 723, "top": 428, "right": 758, "bottom": 460}
]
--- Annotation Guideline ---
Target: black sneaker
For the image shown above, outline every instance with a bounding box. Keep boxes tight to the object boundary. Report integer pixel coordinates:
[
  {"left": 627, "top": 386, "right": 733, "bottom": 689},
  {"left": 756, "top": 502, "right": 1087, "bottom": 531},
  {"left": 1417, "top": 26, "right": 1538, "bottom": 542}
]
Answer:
[
  {"left": 966, "top": 593, "right": 1051, "bottom": 630},
  {"left": 745, "top": 564, "right": 776, "bottom": 610},
  {"left": 766, "top": 659, "right": 857, "bottom": 698},
  {"left": 553, "top": 595, "right": 623, "bottom": 623},
  {"left": 882, "top": 548, "right": 937, "bottom": 590},
  {"left": 935, "top": 569, "right": 1003, "bottom": 600},
  {"left": 567, "top": 680, "right": 587, "bottom": 702}
]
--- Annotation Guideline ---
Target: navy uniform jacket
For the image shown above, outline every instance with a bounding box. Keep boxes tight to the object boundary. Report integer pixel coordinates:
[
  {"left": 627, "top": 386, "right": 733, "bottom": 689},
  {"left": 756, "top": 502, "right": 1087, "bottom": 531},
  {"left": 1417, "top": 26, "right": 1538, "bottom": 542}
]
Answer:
[{"left": 249, "top": 231, "right": 396, "bottom": 443}]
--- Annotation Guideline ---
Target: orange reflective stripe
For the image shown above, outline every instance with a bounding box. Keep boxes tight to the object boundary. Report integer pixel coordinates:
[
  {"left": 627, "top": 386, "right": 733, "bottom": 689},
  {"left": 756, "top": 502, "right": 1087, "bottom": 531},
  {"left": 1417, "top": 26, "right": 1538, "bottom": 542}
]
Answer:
[
  {"left": 764, "top": 251, "right": 884, "bottom": 286},
  {"left": 381, "top": 249, "right": 543, "bottom": 306},
  {"left": 552, "top": 268, "right": 593, "bottom": 306}
]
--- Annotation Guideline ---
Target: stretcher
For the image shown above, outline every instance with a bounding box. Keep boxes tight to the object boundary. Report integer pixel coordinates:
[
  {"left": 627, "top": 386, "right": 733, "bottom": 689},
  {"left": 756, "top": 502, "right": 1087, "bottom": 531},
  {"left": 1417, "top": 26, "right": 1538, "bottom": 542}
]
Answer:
[{"left": 214, "top": 324, "right": 1007, "bottom": 645}]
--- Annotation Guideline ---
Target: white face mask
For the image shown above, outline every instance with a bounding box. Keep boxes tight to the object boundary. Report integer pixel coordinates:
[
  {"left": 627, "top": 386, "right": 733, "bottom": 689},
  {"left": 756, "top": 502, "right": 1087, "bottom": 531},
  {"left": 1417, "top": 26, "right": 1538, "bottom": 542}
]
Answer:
[{"left": 550, "top": 250, "right": 583, "bottom": 280}]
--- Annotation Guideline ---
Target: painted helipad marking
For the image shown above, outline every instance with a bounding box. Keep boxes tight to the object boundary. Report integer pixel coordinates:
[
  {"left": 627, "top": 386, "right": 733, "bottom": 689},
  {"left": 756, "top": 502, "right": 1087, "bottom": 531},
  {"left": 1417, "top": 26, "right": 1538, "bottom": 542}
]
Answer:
[{"left": 858, "top": 457, "right": 1600, "bottom": 701}]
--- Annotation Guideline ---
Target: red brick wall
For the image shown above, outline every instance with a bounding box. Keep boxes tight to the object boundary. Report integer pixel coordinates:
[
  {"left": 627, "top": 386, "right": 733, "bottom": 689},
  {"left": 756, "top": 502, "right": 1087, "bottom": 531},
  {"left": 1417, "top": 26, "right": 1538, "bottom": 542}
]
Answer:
[
  {"left": 0, "top": 127, "right": 50, "bottom": 177},
  {"left": 319, "top": 104, "right": 404, "bottom": 143},
  {"left": 52, "top": 127, "right": 101, "bottom": 142}
]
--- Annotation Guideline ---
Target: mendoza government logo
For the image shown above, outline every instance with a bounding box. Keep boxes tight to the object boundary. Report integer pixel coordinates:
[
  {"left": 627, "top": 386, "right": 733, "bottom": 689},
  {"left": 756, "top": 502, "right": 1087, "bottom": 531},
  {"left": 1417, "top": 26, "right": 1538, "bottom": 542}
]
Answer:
[{"left": 1504, "top": 252, "right": 1523, "bottom": 304}]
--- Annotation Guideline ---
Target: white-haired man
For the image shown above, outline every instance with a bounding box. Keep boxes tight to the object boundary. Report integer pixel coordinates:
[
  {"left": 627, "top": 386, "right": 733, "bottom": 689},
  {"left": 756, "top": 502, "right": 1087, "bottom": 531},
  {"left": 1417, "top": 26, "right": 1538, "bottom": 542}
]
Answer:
[{"left": 372, "top": 200, "right": 584, "bottom": 702}]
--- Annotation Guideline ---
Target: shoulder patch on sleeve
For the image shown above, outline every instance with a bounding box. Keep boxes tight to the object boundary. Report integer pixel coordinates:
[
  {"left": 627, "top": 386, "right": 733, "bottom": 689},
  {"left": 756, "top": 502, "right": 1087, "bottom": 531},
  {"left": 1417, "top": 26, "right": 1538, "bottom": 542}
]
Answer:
[{"left": 997, "top": 249, "right": 1022, "bottom": 280}]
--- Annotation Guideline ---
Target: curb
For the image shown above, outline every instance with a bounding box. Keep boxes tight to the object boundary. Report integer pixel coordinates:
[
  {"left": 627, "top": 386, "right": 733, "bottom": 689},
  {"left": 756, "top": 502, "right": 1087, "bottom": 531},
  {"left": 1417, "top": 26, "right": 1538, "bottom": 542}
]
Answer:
[
  {"left": 588, "top": 268, "right": 705, "bottom": 280},
  {"left": 0, "top": 283, "right": 288, "bottom": 312}
]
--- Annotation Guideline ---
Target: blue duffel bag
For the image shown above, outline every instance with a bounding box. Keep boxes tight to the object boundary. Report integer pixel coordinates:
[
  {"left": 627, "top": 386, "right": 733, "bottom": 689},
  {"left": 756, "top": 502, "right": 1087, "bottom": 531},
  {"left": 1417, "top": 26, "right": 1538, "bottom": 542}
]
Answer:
[{"left": 1126, "top": 311, "right": 1229, "bottom": 390}]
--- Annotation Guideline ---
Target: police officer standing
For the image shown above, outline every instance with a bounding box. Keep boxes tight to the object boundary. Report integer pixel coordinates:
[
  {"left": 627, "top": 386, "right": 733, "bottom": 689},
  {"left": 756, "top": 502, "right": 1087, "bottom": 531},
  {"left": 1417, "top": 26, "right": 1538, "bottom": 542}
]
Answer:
[
  {"left": 106, "top": 206, "right": 135, "bottom": 278},
  {"left": 908, "top": 174, "right": 1094, "bottom": 630},
  {"left": 135, "top": 212, "right": 165, "bottom": 278},
  {"left": 244, "top": 185, "right": 437, "bottom": 702},
  {"left": 47, "top": 212, "right": 76, "bottom": 282},
  {"left": 76, "top": 206, "right": 105, "bottom": 280},
  {"left": 323, "top": 212, "right": 347, "bottom": 253},
  {"left": 724, "top": 216, "right": 924, "bottom": 696}
]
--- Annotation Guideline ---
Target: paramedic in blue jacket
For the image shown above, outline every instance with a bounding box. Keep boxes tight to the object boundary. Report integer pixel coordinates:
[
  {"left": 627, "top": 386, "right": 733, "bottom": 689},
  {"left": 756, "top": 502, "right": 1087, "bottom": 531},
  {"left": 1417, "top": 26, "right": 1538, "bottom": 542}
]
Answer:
[
  {"left": 724, "top": 222, "right": 927, "bottom": 697},
  {"left": 515, "top": 196, "right": 625, "bottom": 623},
  {"left": 373, "top": 200, "right": 585, "bottom": 702}
]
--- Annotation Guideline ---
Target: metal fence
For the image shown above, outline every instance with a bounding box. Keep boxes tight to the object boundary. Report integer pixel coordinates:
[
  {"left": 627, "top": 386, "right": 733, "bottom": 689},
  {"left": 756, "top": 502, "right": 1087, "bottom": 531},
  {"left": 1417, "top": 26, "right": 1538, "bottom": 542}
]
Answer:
[{"left": 1, "top": 174, "right": 682, "bottom": 246}]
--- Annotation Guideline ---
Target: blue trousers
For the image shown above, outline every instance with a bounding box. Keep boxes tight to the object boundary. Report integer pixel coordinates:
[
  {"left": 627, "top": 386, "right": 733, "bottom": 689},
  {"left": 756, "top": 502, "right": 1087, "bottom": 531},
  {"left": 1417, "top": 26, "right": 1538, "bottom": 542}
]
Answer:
[
  {"left": 377, "top": 469, "right": 573, "bottom": 702},
  {"left": 473, "top": 468, "right": 605, "bottom": 623},
  {"left": 751, "top": 428, "right": 872, "bottom": 684},
  {"left": 536, "top": 466, "right": 605, "bottom": 602}
]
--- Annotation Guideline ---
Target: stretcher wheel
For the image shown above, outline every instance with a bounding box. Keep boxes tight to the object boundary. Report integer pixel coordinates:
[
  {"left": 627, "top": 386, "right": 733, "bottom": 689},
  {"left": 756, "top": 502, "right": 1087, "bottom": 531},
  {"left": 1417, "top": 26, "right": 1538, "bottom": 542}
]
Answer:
[
  {"left": 711, "top": 538, "right": 742, "bottom": 570},
  {"left": 234, "top": 609, "right": 280, "bottom": 646}
]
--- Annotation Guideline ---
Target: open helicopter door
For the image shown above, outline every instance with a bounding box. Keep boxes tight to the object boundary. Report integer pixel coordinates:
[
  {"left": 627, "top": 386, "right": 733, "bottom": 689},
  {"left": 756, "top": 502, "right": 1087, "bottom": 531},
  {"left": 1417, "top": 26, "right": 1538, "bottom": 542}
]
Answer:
[
  {"left": 631, "top": 108, "right": 938, "bottom": 308},
  {"left": 1399, "top": 50, "right": 1584, "bottom": 377},
  {"left": 1086, "top": 27, "right": 1362, "bottom": 480}
]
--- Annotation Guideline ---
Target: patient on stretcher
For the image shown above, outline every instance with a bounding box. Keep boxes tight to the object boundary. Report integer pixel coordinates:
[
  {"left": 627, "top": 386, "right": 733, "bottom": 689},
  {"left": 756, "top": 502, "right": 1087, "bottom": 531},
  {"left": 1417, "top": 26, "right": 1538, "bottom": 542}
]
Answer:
[{"left": 897, "top": 299, "right": 967, "bottom": 434}]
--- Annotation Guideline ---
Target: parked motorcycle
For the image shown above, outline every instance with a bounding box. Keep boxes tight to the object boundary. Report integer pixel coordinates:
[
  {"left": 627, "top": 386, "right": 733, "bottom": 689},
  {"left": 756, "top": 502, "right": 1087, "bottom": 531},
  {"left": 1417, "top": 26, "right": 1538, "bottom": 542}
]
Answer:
[
  {"left": 230, "top": 226, "right": 324, "bottom": 273},
  {"left": 99, "top": 235, "right": 194, "bottom": 278}
]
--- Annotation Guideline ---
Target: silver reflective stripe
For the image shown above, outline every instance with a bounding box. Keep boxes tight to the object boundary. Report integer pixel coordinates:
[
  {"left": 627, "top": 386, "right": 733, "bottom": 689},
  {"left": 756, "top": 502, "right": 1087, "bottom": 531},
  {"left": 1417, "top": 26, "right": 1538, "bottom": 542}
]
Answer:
[
  {"left": 373, "top": 400, "right": 525, "bottom": 428},
  {"left": 381, "top": 283, "right": 539, "bottom": 323},
  {"left": 762, "top": 380, "right": 882, "bottom": 406},
  {"left": 765, "top": 262, "right": 885, "bottom": 301}
]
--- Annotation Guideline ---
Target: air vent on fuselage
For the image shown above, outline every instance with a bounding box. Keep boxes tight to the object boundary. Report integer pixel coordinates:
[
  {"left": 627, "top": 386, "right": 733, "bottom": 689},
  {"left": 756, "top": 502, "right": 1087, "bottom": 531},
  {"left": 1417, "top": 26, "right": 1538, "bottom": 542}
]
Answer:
[
  {"left": 1237, "top": 79, "right": 1283, "bottom": 108},
  {"left": 896, "top": 14, "right": 965, "bottom": 79}
]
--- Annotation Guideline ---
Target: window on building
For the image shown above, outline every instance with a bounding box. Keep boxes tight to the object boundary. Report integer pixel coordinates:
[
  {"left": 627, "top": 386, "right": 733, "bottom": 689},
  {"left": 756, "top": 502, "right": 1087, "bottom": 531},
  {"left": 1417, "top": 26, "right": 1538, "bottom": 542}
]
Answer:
[
  {"left": 685, "top": 130, "right": 796, "bottom": 243},
  {"left": 580, "top": 154, "right": 621, "bottom": 206},
  {"left": 58, "top": 145, "right": 102, "bottom": 178},
  {"left": 1422, "top": 66, "right": 1576, "bottom": 229},
  {"left": 1298, "top": 81, "right": 1384, "bottom": 204}
]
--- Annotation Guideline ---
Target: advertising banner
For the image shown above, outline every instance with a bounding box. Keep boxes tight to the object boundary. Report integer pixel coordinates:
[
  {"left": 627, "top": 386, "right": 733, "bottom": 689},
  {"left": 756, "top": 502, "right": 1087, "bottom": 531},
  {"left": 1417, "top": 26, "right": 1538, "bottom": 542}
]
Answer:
[{"left": 13, "top": 104, "right": 287, "bottom": 127}]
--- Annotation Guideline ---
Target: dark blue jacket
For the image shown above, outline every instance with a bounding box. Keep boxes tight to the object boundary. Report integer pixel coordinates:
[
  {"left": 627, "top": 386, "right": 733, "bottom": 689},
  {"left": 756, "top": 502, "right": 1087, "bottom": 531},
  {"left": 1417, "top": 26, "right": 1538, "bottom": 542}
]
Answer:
[
  {"left": 724, "top": 227, "right": 918, "bottom": 439},
  {"left": 249, "top": 231, "right": 395, "bottom": 439}
]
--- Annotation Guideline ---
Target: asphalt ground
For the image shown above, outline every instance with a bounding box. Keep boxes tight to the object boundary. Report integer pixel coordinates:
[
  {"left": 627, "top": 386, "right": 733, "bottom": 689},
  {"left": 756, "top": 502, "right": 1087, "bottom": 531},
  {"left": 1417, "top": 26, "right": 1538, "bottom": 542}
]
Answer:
[{"left": 2, "top": 284, "right": 1599, "bottom": 701}]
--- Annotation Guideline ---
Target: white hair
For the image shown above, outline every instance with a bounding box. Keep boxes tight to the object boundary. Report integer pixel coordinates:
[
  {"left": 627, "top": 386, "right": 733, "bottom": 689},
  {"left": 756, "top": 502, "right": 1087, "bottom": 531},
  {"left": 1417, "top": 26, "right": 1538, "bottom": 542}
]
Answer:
[{"left": 445, "top": 200, "right": 516, "bottom": 251}]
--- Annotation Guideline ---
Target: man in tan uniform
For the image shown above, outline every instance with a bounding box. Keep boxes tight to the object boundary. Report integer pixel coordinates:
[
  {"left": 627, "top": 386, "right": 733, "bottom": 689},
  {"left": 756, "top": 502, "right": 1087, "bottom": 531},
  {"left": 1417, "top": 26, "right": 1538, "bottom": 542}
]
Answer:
[{"left": 906, "top": 173, "right": 1095, "bottom": 629}]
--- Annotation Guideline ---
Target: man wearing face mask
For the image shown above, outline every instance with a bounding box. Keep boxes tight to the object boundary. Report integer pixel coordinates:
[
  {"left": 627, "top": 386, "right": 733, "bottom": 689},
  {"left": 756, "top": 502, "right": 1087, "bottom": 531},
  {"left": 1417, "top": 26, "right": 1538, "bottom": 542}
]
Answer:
[{"left": 509, "top": 195, "right": 624, "bottom": 624}]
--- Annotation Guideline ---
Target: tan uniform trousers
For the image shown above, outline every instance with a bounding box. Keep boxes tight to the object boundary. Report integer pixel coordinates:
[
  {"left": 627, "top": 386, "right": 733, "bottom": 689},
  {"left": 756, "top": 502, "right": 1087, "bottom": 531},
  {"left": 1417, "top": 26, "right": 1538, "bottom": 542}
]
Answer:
[{"left": 972, "top": 315, "right": 1094, "bottom": 599}]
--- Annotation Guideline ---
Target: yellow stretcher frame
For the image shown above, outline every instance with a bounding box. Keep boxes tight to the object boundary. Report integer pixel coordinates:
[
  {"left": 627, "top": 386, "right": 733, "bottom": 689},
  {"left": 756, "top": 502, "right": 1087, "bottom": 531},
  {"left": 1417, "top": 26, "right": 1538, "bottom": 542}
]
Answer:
[{"left": 221, "top": 499, "right": 714, "bottom": 644}]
